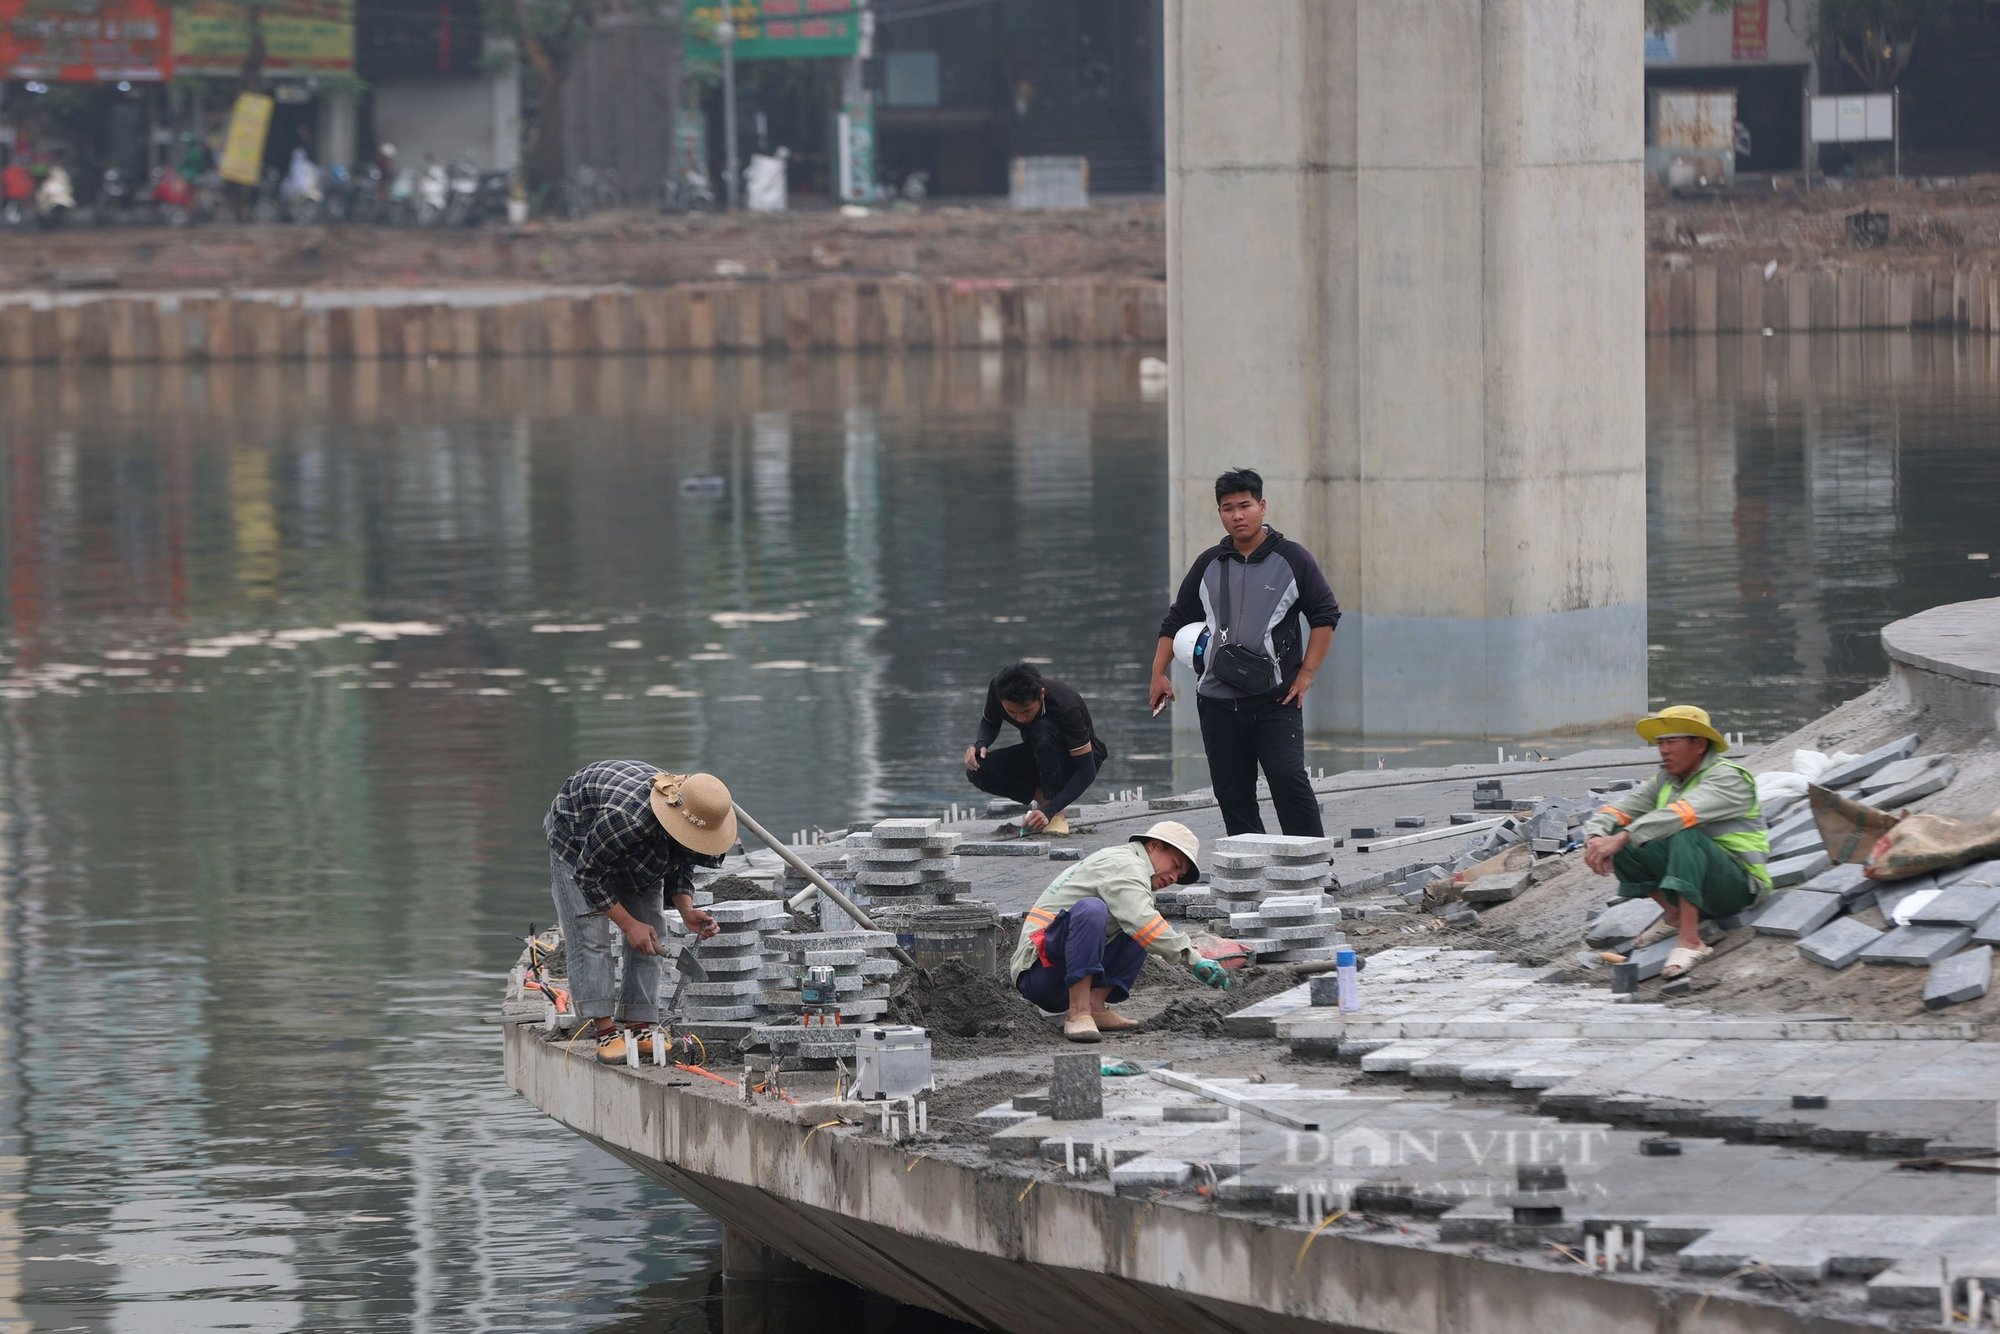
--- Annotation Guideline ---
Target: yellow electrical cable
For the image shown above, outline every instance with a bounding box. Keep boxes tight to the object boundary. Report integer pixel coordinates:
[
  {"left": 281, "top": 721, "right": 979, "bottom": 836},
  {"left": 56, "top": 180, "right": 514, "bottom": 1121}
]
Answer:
[{"left": 1290, "top": 1210, "right": 1347, "bottom": 1283}]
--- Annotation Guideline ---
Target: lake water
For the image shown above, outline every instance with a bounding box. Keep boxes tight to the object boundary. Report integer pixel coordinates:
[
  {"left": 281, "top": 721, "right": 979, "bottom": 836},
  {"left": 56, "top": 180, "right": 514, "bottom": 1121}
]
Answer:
[{"left": 1, "top": 336, "right": 1996, "bottom": 1331}]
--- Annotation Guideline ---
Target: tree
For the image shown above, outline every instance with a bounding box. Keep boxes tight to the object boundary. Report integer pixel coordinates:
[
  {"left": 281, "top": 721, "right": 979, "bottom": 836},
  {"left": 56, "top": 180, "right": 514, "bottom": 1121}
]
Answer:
[
  {"left": 1810, "top": 0, "right": 1937, "bottom": 88},
  {"left": 485, "top": 0, "right": 674, "bottom": 204},
  {"left": 1645, "top": 0, "right": 1734, "bottom": 30}
]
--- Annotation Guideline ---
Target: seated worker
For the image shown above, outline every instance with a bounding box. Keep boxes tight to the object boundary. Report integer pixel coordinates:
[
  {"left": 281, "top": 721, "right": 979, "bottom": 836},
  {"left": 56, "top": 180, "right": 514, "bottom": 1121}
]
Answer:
[
  {"left": 963, "top": 661, "right": 1108, "bottom": 835},
  {"left": 545, "top": 761, "right": 728, "bottom": 1064},
  {"left": 1580, "top": 706, "right": 1771, "bottom": 979},
  {"left": 1008, "top": 821, "right": 1231, "bottom": 1042}
]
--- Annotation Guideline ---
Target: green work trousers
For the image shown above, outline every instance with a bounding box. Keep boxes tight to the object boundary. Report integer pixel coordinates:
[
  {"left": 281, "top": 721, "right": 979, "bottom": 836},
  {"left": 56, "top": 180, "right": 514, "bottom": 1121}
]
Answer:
[{"left": 1612, "top": 828, "right": 1758, "bottom": 919}]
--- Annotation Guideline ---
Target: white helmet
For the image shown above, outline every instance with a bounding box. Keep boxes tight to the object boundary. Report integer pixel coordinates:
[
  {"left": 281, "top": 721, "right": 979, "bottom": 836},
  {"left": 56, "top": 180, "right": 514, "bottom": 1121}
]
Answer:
[{"left": 1172, "top": 622, "right": 1212, "bottom": 675}]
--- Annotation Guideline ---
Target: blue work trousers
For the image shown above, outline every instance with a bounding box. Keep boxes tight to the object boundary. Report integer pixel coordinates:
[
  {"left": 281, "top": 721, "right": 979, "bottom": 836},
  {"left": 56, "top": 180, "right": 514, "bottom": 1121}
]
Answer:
[{"left": 1014, "top": 898, "right": 1147, "bottom": 1011}]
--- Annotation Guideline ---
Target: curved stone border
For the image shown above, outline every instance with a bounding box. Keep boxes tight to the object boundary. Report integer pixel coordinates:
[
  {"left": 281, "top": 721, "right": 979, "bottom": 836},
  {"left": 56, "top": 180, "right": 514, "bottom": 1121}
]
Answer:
[{"left": 1882, "top": 597, "right": 2000, "bottom": 729}]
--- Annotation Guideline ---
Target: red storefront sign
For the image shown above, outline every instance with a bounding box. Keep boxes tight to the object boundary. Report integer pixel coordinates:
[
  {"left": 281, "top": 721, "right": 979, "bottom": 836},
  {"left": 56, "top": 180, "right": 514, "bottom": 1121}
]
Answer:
[
  {"left": 1732, "top": 0, "right": 1769, "bottom": 61},
  {"left": 0, "top": 0, "right": 170, "bottom": 82}
]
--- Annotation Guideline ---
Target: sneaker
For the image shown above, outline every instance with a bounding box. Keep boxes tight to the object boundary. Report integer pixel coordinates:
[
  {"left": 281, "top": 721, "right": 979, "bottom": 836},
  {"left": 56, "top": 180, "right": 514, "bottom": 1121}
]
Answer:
[{"left": 594, "top": 1028, "right": 632, "bottom": 1065}]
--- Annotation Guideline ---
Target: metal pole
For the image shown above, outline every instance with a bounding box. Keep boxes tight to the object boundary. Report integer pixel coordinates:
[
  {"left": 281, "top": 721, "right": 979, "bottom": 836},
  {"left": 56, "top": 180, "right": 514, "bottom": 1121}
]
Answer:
[
  {"left": 1893, "top": 85, "right": 1900, "bottom": 188},
  {"left": 720, "top": 24, "right": 739, "bottom": 211},
  {"left": 731, "top": 802, "right": 918, "bottom": 969}
]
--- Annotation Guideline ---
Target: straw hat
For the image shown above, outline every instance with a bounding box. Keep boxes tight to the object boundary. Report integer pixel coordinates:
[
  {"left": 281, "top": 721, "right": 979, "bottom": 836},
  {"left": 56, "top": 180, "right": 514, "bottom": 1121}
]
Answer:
[
  {"left": 650, "top": 771, "right": 738, "bottom": 857},
  {"left": 1132, "top": 820, "right": 1201, "bottom": 884},
  {"left": 1634, "top": 705, "right": 1729, "bottom": 755}
]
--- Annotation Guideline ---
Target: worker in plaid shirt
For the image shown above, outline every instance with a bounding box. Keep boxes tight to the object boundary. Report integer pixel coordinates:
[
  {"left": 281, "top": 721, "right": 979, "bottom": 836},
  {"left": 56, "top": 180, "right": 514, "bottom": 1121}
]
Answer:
[{"left": 545, "top": 760, "right": 733, "bottom": 1064}]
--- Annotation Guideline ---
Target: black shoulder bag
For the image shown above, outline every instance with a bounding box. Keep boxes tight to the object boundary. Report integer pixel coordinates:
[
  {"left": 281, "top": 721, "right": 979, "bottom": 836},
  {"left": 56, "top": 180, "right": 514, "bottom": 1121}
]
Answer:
[{"left": 1208, "top": 557, "right": 1278, "bottom": 694}]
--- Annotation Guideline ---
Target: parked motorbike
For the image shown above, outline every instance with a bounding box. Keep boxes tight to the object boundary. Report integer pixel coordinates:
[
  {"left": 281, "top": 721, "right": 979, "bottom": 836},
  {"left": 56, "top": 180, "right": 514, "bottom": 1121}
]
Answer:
[
  {"left": 413, "top": 160, "right": 449, "bottom": 228},
  {"left": 37, "top": 166, "right": 76, "bottom": 228},
  {"left": 97, "top": 165, "right": 142, "bottom": 225},
  {"left": 1, "top": 163, "right": 36, "bottom": 229},
  {"left": 280, "top": 149, "right": 324, "bottom": 224},
  {"left": 148, "top": 166, "right": 198, "bottom": 227},
  {"left": 318, "top": 163, "right": 357, "bottom": 224},
  {"left": 660, "top": 165, "right": 715, "bottom": 213},
  {"left": 387, "top": 166, "right": 420, "bottom": 227},
  {"left": 441, "top": 160, "right": 480, "bottom": 227}
]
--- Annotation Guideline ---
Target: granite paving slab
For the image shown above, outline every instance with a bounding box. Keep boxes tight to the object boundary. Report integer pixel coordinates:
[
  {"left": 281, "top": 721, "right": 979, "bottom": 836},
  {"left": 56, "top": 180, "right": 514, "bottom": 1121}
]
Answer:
[
  {"left": 1749, "top": 890, "right": 1846, "bottom": 939},
  {"left": 1819, "top": 734, "right": 1922, "bottom": 789},
  {"left": 1859, "top": 923, "right": 1974, "bottom": 966},
  {"left": 1924, "top": 946, "right": 1994, "bottom": 1009},
  {"left": 1910, "top": 886, "right": 2000, "bottom": 927},
  {"left": 1868, "top": 762, "right": 1957, "bottom": 811},
  {"left": 1797, "top": 916, "right": 1884, "bottom": 970}
]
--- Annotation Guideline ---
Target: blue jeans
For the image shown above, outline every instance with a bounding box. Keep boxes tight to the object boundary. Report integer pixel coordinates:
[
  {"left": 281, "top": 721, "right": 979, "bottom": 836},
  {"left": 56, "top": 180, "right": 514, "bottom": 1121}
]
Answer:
[
  {"left": 548, "top": 853, "right": 670, "bottom": 1023},
  {"left": 1014, "top": 898, "right": 1148, "bottom": 1011}
]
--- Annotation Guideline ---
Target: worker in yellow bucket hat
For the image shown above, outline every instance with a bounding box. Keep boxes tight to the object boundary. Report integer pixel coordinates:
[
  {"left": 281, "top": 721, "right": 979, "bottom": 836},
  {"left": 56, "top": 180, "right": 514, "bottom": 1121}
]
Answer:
[{"left": 1579, "top": 706, "right": 1772, "bottom": 979}]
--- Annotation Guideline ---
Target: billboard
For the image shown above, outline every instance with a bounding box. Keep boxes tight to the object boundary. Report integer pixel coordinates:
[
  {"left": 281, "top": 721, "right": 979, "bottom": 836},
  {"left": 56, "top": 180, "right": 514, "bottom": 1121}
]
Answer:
[
  {"left": 685, "top": 0, "right": 860, "bottom": 61},
  {"left": 1730, "top": 0, "right": 1769, "bottom": 61},
  {"left": 0, "top": 0, "right": 170, "bottom": 82},
  {"left": 173, "top": 0, "right": 353, "bottom": 76}
]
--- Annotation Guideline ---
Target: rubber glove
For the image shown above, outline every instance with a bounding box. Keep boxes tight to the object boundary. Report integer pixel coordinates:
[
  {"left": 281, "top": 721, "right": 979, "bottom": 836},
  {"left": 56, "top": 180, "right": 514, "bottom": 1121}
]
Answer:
[{"left": 1191, "top": 957, "right": 1231, "bottom": 991}]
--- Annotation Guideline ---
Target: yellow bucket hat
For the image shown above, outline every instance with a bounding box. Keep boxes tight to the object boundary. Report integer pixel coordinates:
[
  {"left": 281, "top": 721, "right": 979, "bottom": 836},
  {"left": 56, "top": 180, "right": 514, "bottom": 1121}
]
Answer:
[{"left": 1634, "top": 705, "right": 1729, "bottom": 754}]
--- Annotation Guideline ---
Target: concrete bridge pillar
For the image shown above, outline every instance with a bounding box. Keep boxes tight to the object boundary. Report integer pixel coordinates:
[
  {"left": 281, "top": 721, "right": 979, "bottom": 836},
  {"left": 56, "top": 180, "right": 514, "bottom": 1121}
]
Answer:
[{"left": 1165, "top": 0, "right": 1647, "bottom": 740}]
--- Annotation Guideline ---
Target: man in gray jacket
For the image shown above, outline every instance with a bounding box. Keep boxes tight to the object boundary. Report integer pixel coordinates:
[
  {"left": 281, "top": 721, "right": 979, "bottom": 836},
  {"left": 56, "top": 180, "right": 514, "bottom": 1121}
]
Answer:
[{"left": 1149, "top": 468, "right": 1341, "bottom": 836}]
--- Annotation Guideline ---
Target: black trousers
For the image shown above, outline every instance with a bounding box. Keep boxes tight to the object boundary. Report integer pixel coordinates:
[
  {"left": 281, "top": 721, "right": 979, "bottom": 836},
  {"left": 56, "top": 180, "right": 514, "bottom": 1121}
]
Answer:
[
  {"left": 1197, "top": 692, "right": 1323, "bottom": 837},
  {"left": 967, "top": 716, "right": 1105, "bottom": 808}
]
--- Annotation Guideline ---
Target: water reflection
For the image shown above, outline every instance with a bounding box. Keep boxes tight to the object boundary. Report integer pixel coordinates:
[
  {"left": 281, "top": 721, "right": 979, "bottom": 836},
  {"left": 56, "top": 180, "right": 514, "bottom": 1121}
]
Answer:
[
  {"left": 1646, "top": 333, "right": 2000, "bottom": 740},
  {"left": 0, "top": 338, "right": 1995, "bottom": 1330}
]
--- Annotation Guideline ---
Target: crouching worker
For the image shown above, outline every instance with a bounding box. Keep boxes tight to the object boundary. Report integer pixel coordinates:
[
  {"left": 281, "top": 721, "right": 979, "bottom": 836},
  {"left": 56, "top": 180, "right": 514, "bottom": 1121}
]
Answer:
[
  {"left": 1008, "top": 820, "right": 1232, "bottom": 1043},
  {"left": 1581, "top": 706, "right": 1771, "bottom": 979},
  {"left": 546, "top": 761, "right": 730, "bottom": 1064}
]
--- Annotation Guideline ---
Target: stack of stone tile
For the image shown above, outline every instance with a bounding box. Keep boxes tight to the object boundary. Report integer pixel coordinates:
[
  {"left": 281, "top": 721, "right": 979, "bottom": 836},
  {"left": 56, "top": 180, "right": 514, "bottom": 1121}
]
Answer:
[
  {"left": 1207, "top": 833, "right": 1344, "bottom": 963},
  {"left": 750, "top": 927, "right": 902, "bottom": 1062},
  {"left": 1157, "top": 882, "right": 1228, "bottom": 925},
  {"left": 847, "top": 818, "right": 965, "bottom": 909},
  {"left": 666, "top": 897, "right": 790, "bottom": 1025}
]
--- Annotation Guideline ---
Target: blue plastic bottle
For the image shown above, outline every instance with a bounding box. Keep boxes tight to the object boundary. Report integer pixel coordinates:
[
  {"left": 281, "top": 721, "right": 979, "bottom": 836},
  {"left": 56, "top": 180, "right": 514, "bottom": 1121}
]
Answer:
[{"left": 1335, "top": 947, "right": 1360, "bottom": 1012}]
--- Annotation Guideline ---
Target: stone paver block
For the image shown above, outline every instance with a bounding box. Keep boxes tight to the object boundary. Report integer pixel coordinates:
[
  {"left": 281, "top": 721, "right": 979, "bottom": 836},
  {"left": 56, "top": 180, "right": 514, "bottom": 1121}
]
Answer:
[
  {"left": 705, "top": 899, "right": 786, "bottom": 925},
  {"left": 850, "top": 844, "right": 927, "bottom": 863},
  {"left": 957, "top": 841, "right": 1050, "bottom": 857},
  {"left": 1797, "top": 916, "right": 1882, "bottom": 969},
  {"left": 1258, "top": 895, "right": 1332, "bottom": 921},
  {"left": 1213, "top": 833, "right": 1337, "bottom": 859},
  {"left": 1049, "top": 1052, "right": 1102, "bottom": 1120},
  {"left": 1940, "top": 858, "right": 2000, "bottom": 889},
  {"left": 1109, "top": 1158, "right": 1192, "bottom": 1192},
  {"left": 1461, "top": 871, "right": 1530, "bottom": 904},
  {"left": 1261, "top": 862, "right": 1335, "bottom": 882},
  {"left": 1857, "top": 755, "right": 1943, "bottom": 794},
  {"left": 1860, "top": 924, "right": 1974, "bottom": 966},
  {"left": 870, "top": 817, "right": 942, "bottom": 839},
  {"left": 1875, "top": 875, "right": 1940, "bottom": 924},
  {"left": 1584, "top": 898, "right": 1662, "bottom": 947},
  {"left": 1868, "top": 762, "right": 1956, "bottom": 811},
  {"left": 1911, "top": 886, "right": 2000, "bottom": 927},
  {"left": 1768, "top": 849, "right": 1832, "bottom": 889},
  {"left": 1975, "top": 908, "right": 2000, "bottom": 947},
  {"left": 1924, "top": 946, "right": 1993, "bottom": 1009},
  {"left": 1749, "top": 890, "right": 1845, "bottom": 939},
  {"left": 1819, "top": 733, "right": 1921, "bottom": 789},
  {"left": 1802, "top": 862, "right": 1875, "bottom": 904}
]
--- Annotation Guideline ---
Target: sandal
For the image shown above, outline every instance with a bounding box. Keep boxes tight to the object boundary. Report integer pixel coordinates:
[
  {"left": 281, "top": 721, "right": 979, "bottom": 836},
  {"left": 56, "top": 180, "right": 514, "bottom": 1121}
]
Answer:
[{"left": 1661, "top": 945, "right": 1711, "bottom": 980}]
